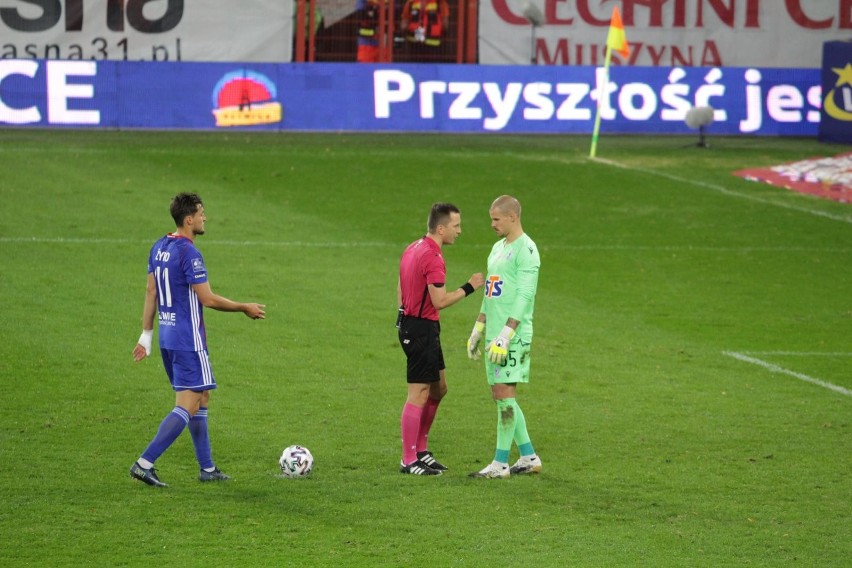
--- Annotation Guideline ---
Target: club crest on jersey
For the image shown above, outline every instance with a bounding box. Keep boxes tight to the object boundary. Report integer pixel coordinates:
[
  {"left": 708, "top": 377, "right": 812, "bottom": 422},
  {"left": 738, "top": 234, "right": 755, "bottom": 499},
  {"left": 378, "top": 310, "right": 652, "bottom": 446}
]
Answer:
[{"left": 486, "top": 275, "right": 504, "bottom": 297}]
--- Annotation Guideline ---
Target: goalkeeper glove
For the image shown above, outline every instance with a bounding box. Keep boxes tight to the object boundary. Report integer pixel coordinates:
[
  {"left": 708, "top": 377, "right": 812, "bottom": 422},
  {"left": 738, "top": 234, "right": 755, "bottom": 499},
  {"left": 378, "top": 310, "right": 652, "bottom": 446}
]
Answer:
[
  {"left": 486, "top": 326, "right": 515, "bottom": 365},
  {"left": 467, "top": 321, "right": 485, "bottom": 359},
  {"left": 137, "top": 329, "right": 153, "bottom": 357}
]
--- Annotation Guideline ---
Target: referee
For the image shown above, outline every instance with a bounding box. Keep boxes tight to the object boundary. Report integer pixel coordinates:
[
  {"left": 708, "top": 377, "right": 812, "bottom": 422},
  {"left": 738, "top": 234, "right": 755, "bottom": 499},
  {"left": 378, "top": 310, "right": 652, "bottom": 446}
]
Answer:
[{"left": 397, "top": 203, "right": 484, "bottom": 475}]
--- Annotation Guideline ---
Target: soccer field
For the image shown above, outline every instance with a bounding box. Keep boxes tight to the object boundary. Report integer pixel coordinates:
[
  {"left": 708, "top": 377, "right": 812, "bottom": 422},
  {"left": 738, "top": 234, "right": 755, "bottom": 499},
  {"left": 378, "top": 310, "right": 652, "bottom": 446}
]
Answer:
[{"left": 1, "top": 130, "right": 850, "bottom": 566}]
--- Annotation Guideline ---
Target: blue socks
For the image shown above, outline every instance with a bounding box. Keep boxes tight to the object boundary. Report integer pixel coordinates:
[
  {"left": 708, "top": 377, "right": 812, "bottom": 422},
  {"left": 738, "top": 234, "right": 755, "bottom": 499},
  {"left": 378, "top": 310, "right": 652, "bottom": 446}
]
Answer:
[
  {"left": 189, "top": 407, "right": 214, "bottom": 470},
  {"left": 141, "top": 406, "right": 191, "bottom": 464}
]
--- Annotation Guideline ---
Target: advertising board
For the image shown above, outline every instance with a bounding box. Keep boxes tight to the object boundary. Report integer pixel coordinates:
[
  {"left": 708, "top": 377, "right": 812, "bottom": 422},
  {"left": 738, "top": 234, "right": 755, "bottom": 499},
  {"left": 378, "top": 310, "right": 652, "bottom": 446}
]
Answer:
[{"left": 0, "top": 59, "right": 825, "bottom": 136}]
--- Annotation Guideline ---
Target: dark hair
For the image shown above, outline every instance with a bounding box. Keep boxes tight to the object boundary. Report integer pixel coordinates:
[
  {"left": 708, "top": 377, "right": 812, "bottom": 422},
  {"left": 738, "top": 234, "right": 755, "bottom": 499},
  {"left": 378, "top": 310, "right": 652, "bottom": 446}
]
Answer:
[
  {"left": 427, "top": 202, "right": 460, "bottom": 233},
  {"left": 170, "top": 193, "right": 203, "bottom": 227}
]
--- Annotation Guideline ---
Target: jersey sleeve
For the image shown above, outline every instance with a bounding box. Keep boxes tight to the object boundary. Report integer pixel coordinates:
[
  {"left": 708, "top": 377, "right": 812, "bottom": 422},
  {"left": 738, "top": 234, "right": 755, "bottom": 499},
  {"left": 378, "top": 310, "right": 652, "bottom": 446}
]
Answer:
[
  {"left": 182, "top": 246, "right": 209, "bottom": 285},
  {"left": 424, "top": 253, "right": 446, "bottom": 287},
  {"left": 147, "top": 240, "right": 161, "bottom": 275},
  {"left": 508, "top": 241, "right": 540, "bottom": 322}
]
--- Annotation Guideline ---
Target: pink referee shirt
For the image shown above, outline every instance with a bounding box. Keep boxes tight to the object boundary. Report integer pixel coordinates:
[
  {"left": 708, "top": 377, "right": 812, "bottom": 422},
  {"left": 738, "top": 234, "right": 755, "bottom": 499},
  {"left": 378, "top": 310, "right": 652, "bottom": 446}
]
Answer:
[{"left": 399, "top": 236, "right": 445, "bottom": 321}]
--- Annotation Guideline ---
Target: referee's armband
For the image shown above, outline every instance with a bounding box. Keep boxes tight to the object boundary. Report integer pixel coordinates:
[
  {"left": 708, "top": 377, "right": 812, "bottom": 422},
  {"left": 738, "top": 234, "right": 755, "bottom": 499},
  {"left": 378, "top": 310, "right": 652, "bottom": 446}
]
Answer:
[{"left": 461, "top": 282, "right": 475, "bottom": 297}]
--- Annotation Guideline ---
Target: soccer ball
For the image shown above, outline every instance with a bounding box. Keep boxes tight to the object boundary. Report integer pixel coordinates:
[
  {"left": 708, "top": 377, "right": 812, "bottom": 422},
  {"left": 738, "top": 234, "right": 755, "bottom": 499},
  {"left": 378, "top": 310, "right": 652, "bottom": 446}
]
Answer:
[{"left": 279, "top": 445, "right": 314, "bottom": 478}]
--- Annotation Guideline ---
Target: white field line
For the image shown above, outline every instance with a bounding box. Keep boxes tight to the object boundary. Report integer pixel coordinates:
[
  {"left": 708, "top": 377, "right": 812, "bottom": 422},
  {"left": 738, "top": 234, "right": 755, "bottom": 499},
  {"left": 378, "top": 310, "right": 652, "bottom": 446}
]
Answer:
[
  {"left": 740, "top": 351, "right": 852, "bottom": 357},
  {"left": 0, "top": 237, "right": 396, "bottom": 248},
  {"left": 723, "top": 351, "right": 852, "bottom": 397},
  {"left": 1, "top": 236, "right": 850, "bottom": 254},
  {"left": 591, "top": 157, "right": 852, "bottom": 225}
]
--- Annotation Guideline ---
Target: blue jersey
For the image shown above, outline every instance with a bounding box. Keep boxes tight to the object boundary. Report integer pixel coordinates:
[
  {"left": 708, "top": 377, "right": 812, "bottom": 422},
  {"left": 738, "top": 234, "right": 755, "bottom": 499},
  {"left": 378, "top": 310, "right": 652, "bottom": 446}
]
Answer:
[{"left": 147, "top": 234, "right": 209, "bottom": 352}]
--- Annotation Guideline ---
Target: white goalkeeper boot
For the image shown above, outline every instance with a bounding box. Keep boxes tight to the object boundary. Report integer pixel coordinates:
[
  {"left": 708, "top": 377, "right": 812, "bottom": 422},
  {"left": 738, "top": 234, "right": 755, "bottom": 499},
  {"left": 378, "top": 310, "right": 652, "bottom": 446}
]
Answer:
[
  {"left": 509, "top": 454, "right": 542, "bottom": 475},
  {"left": 468, "top": 460, "right": 510, "bottom": 478}
]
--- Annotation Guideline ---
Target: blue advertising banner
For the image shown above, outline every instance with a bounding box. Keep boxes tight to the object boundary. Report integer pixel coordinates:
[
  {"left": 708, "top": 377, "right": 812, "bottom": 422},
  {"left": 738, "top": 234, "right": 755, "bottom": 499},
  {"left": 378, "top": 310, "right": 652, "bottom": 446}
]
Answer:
[
  {"left": 0, "top": 60, "right": 823, "bottom": 136},
  {"left": 818, "top": 41, "right": 852, "bottom": 144}
]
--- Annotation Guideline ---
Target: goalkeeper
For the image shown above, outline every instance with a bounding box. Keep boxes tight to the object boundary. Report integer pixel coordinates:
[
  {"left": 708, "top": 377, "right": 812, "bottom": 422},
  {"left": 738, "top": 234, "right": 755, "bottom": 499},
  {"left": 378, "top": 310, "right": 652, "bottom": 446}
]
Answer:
[{"left": 467, "top": 195, "right": 542, "bottom": 478}]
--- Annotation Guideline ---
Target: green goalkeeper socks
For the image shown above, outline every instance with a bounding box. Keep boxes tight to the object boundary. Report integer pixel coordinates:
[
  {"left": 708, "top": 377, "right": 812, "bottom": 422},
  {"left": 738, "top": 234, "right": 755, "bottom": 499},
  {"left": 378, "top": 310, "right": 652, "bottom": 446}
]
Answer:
[{"left": 494, "top": 398, "right": 535, "bottom": 463}]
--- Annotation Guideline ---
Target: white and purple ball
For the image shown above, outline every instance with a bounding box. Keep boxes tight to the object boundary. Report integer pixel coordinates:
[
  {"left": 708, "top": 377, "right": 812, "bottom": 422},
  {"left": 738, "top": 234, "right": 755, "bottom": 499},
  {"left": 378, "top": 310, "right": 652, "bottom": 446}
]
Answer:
[{"left": 279, "top": 445, "right": 314, "bottom": 478}]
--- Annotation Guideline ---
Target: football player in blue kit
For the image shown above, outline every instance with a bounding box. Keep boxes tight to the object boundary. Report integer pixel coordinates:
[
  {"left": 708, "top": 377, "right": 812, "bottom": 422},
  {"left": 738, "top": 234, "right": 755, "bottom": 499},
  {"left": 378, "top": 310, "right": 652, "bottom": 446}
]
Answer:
[{"left": 130, "top": 193, "right": 265, "bottom": 487}]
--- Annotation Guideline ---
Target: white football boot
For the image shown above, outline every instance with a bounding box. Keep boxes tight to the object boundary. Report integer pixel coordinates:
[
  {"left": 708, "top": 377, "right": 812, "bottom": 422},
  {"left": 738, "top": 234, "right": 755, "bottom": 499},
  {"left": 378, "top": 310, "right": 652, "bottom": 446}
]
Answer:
[
  {"left": 509, "top": 455, "right": 543, "bottom": 475},
  {"left": 468, "top": 460, "right": 510, "bottom": 478}
]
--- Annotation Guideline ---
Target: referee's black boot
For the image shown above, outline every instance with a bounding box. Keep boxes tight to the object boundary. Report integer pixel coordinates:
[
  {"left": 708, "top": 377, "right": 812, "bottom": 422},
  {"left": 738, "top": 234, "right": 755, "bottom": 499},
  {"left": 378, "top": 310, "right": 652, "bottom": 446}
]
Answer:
[
  {"left": 400, "top": 459, "right": 441, "bottom": 475},
  {"left": 417, "top": 450, "right": 448, "bottom": 471}
]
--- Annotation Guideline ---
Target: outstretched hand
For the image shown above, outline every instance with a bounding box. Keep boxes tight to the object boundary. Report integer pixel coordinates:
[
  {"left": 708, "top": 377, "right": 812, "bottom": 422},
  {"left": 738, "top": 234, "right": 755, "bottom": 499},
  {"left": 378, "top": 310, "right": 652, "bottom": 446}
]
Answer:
[{"left": 244, "top": 303, "right": 266, "bottom": 320}]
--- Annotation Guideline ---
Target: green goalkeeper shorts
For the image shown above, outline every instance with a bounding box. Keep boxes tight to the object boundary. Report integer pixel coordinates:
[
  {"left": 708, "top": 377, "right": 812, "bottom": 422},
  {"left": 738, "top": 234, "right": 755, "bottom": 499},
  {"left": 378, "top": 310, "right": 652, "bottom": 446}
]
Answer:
[{"left": 485, "top": 340, "right": 531, "bottom": 385}]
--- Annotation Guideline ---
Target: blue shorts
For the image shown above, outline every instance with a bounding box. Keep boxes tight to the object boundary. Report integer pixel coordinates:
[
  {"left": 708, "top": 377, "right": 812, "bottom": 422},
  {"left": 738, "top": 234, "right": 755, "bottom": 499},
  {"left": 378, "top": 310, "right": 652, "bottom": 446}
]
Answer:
[{"left": 161, "top": 348, "right": 217, "bottom": 391}]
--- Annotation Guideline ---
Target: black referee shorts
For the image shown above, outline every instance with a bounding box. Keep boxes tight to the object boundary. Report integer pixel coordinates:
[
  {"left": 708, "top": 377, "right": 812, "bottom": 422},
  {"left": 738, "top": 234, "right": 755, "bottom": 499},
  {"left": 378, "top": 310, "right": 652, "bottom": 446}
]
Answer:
[{"left": 398, "top": 316, "right": 445, "bottom": 383}]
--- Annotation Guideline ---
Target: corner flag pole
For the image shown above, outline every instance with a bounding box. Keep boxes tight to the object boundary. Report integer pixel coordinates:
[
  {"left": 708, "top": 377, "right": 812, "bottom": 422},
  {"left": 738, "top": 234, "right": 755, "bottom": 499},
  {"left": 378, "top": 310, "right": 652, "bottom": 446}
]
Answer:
[
  {"left": 590, "top": 6, "right": 629, "bottom": 159},
  {"left": 589, "top": 45, "right": 613, "bottom": 159}
]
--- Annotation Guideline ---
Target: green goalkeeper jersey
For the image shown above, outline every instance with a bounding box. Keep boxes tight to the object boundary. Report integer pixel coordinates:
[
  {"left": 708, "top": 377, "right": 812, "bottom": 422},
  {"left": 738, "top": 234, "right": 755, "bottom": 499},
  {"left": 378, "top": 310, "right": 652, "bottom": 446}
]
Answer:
[{"left": 481, "top": 233, "right": 540, "bottom": 343}]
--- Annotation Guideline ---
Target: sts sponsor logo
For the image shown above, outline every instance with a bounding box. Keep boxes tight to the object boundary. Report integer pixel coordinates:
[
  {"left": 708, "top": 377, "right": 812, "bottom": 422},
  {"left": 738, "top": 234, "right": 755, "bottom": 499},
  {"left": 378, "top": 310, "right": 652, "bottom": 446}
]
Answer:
[
  {"left": 486, "top": 275, "right": 503, "bottom": 298},
  {"left": 211, "top": 70, "right": 282, "bottom": 127}
]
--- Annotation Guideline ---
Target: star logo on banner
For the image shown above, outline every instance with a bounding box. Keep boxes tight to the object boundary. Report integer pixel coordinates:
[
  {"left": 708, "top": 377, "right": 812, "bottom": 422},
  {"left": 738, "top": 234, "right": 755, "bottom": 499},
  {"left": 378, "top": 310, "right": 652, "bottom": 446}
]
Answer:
[
  {"left": 831, "top": 63, "right": 852, "bottom": 87},
  {"left": 823, "top": 63, "right": 852, "bottom": 121}
]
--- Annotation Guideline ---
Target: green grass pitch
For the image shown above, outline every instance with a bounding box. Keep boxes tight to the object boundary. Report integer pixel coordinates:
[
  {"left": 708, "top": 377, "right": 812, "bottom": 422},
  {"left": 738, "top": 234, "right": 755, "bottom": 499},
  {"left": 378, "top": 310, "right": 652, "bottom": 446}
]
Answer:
[{"left": 0, "top": 130, "right": 850, "bottom": 566}]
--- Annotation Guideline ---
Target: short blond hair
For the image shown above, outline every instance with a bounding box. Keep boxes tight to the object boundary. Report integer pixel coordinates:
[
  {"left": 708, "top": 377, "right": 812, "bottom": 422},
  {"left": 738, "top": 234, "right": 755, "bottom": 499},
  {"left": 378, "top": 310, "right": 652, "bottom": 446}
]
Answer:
[{"left": 490, "top": 195, "right": 521, "bottom": 217}]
